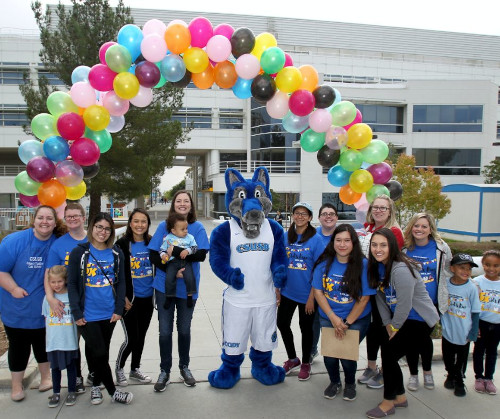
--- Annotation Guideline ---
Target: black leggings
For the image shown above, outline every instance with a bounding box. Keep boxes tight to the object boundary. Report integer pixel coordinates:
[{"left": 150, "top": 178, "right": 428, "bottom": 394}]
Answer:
[
  {"left": 4, "top": 326, "right": 47, "bottom": 372},
  {"left": 405, "top": 320, "right": 434, "bottom": 375},
  {"left": 52, "top": 358, "right": 77, "bottom": 394},
  {"left": 442, "top": 337, "right": 470, "bottom": 384},
  {"left": 366, "top": 295, "right": 384, "bottom": 361},
  {"left": 473, "top": 320, "right": 500, "bottom": 380},
  {"left": 277, "top": 294, "right": 315, "bottom": 364},
  {"left": 116, "top": 296, "right": 154, "bottom": 371}
]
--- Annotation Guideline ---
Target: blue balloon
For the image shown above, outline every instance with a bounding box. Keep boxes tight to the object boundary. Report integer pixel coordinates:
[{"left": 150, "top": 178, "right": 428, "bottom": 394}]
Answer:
[
  {"left": 160, "top": 54, "right": 186, "bottom": 82},
  {"left": 71, "top": 65, "right": 91, "bottom": 84},
  {"left": 327, "top": 164, "right": 352, "bottom": 187},
  {"left": 282, "top": 111, "right": 309, "bottom": 133},
  {"left": 128, "top": 63, "right": 136, "bottom": 75},
  {"left": 18, "top": 139, "right": 44, "bottom": 164},
  {"left": 232, "top": 78, "right": 252, "bottom": 99},
  {"left": 43, "top": 136, "right": 70, "bottom": 162},
  {"left": 117, "top": 24, "right": 143, "bottom": 62}
]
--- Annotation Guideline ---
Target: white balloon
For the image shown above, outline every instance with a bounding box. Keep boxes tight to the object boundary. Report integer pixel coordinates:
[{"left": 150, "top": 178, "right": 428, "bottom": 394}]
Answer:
[{"left": 107, "top": 115, "right": 125, "bottom": 133}]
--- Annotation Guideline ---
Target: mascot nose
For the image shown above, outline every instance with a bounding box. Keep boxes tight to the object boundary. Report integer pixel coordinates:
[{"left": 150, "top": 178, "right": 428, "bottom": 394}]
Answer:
[{"left": 241, "top": 198, "right": 263, "bottom": 217}]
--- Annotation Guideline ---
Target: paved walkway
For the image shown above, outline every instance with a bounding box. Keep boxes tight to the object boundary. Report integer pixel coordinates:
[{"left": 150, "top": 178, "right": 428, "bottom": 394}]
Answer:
[{"left": 0, "top": 218, "right": 497, "bottom": 418}]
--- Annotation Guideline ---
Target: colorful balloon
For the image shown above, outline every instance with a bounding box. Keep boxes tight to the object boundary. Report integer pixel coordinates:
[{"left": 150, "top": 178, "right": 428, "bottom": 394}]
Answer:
[
  {"left": 313, "top": 85, "right": 336, "bottom": 109},
  {"left": 213, "top": 23, "right": 234, "bottom": 40},
  {"left": 235, "top": 54, "right": 260, "bottom": 79},
  {"left": 102, "top": 91, "right": 129, "bottom": 117},
  {"left": 88, "top": 64, "right": 117, "bottom": 92},
  {"left": 347, "top": 123, "right": 373, "bottom": 149},
  {"left": 366, "top": 184, "right": 391, "bottom": 204},
  {"left": 19, "top": 193, "right": 40, "bottom": 208},
  {"left": 82, "top": 162, "right": 100, "bottom": 179},
  {"left": 65, "top": 181, "right": 87, "bottom": 201},
  {"left": 84, "top": 128, "right": 112, "bottom": 153},
  {"left": 339, "top": 149, "right": 363, "bottom": 172},
  {"left": 130, "top": 86, "right": 153, "bottom": 107},
  {"left": 327, "top": 165, "right": 351, "bottom": 187},
  {"left": 183, "top": 47, "right": 209, "bottom": 74},
  {"left": 309, "top": 109, "right": 332, "bottom": 133},
  {"left": 282, "top": 111, "right": 309, "bottom": 133},
  {"left": 55, "top": 160, "right": 84, "bottom": 187},
  {"left": 343, "top": 108, "right": 363, "bottom": 131},
  {"left": 18, "top": 139, "right": 44, "bottom": 164},
  {"left": 70, "top": 81, "right": 97, "bottom": 108},
  {"left": 31, "top": 113, "right": 58, "bottom": 141},
  {"left": 339, "top": 184, "right": 362, "bottom": 205},
  {"left": 27, "top": 156, "right": 56, "bottom": 183},
  {"left": 105, "top": 44, "right": 132, "bottom": 73},
  {"left": 251, "top": 74, "right": 276, "bottom": 103},
  {"left": 367, "top": 162, "right": 393, "bottom": 185},
  {"left": 37, "top": 179, "right": 67, "bottom": 208},
  {"left": 107, "top": 115, "right": 125, "bottom": 133},
  {"left": 330, "top": 101, "right": 357, "bottom": 126},
  {"left": 251, "top": 32, "right": 277, "bottom": 60},
  {"left": 289, "top": 90, "right": 315, "bottom": 117},
  {"left": 300, "top": 129, "right": 325, "bottom": 152},
  {"left": 325, "top": 126, "right": 348, "bottom": 150},
  {"left": 164, "top": 23, "right": 191, "bottom": 54},
  {"left": 170, "top": 70, "right": 192, "bottom": 88},
  {"left": 298, "top": 65, "right": 319, "bottom": 92},
  {"left": 113, "top": 72, "right": 140, "bottom": 100},
  {"left": 43, "top": 136, "right": 70, "bottom": 162},
  {"left": 214, "top": 61, "right": 237, "bottom": 89},
  {"left": 384, "top": 180, "right": 403, "bottom": 201},
  {"left": 15, "top": 171, "right": 41, "bottom": 196},
  {"left": 117, "top": 24, "right": 143, "bottom": 61},
  {"left": 317, "top": 146, "right": 340, "bottom": 168},
  {"left": 140, "top": 33, "right": 167, "bottom": 63},
  {"left": 206, "top": 34, "right": 232, "bottom": 62},
  {"left": 188, "top": 17, "right": 213, "bottom": 48},
  {"left": 266, "top": 91, "right": 289, "bottom": 119},
  {"left": 230, "top": 28, "right": 255, "bottom": 58},
  {"left": 47, "top": 91, "right": 78, "bottom": 117},
  {"left": 276, "top": 66, "right": 302, "bottom": 93},
  {"left": 349, "top": 169, "right": 374, "bottom": 193},
  {"left": 191, "top": 63, "right": 215, "bottom": 89},
  {"left": 260, "top": 47, "right": 285, "bottom": 74},
  {"left": 360, "top": 140, "right": 389, "bottom": 164},
  {"left": 71, "top": 65, "right": 91, "bottom": 84},
  {"left": 99, "top": 41, "right": 117, "bottom": 64},
  {"left": 83, "top": 105, "right": 110, "bottom": 131},
  {"left": 135, "top": 61, "right": 161, "bottom": 88},
  {"left": 232, "top": 77, "right": 252, "bottom": 99},
  {"left": 142, "top": 19, "right": 167, "bottom": 37},
  {"left": 70, "top": 138, "right": 101, "bottom": 166},
  {"left": 57, "top": 112, "right": 85, "bottom": 141}
]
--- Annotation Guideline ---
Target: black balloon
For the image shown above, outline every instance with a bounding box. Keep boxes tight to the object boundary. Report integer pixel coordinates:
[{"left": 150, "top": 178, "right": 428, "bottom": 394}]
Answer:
[
  {"left": 251, "top": 74, "right": 276, "bottom": 104},
  {"left": 384, "top": 180, "right": 403, "bottom": 201},
  {"left": 231, "top": 28, "right": 255, "bottom": 58},
  {"left": 317, "top": 146, "right": 340, "bottom": 168},
  {"left": 170, "top": 70, "right": 192, "bottom": 88},
  {"left": 134, "top": 54, "right": 145, "bottom": 65},
  {"left": 82, "top": 162, "right": 100, "bottom": 179},
  {"left": 312, "top": 85, "right": 335, "bottom": 109}
]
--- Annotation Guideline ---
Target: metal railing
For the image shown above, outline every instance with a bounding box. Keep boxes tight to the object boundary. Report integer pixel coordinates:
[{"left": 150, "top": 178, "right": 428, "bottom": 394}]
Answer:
[
  {"left": 209, "top": 160, "right": 301, "bottom": 175},
  {"left": 0, "top": 165, "right": 25, "bottom": 176}
]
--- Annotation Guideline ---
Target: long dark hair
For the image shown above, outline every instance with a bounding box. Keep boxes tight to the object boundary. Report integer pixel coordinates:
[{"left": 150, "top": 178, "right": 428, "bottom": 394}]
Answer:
[
  {"left": 124, "top": 208, "right": 151, "bottom": 245},
  {"left": 313, "top": 224, "right": 364, "bottom": 300},
  {"left": 169, "top": 190, "right": 197, "bottom": 224},
  {"left": 87, "top": 212, "right": 115, "bottom": 248},
  {"left": 287, "top": 206, "right": 316, "bottom": 244},
  {"left": 368, "top": 228, "right": 419, "bottom": 289}
]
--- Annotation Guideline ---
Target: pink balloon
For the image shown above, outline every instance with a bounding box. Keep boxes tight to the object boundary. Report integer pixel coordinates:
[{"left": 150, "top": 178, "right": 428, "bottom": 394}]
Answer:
[
  {"left": 70, "top": 81, "right": 96, "bottom": 108},
  {"left": 266, "top": 91, "right": 289, "bottom": 119},
  {"left": 213, "top": 23, "right": 234, "bottom": 40},
  {"left": 309, "top": 109, "right": 333, "bottom": 133},
  {"left": 141, "top": 33, "right": 167, "bottom": 63},
  {"left": 142, "top": 19, "right": 167, "bottom": 37},
  {"left": 206, "top": 35, "right": 232, "bottom": 63},
  {"left": 55, "top": 201, "right": 67, "bottom": 219},
  {"left": 235, "top": 54, "right": 260, "bottom": 79},
  {"left": 325, "top": 126, "right": 348, "bottom": 150},
  {"left": 289, "top": 90, "right": 316, "bottom": 117},
  {"left": 70, "top": 138, "right": 101, "bottom": 166},
  {"left": 99, "top": 41, "right": 116, "bottom": 65},
  {"left": 343, "top": 108, "right": 363, "bottom": 131},
  {"left": 354, "top": 193, "right": 369, "bottom": 209},
  {"left": 356, "top": 208, "right": 368, "bottom": 224},
  {"left": 57, "top": 112, "right": 85, "bottom": 141},
  {"left": 88, "top": 64, "right": 117, "bottom": 92},
  {"left": 19, "top": 193, "right": 41, "bottom": 208},
  {"left": 55, "top": 160, "right": 84, "bottom": 187},
  {"left": 367, "top": 162, "right": 393, "bottom": 185},
  {"left": 102, "top": 91, "right": 130, "bottom": 116},
  {"left": 130, "top": 86, "right": 153, "bottom": 108},
  {"left": 27, "top": 156, "right": 56, "bottom": 183},
  {"left": 188, "top": 17, "right": 213, "bottom": 48}
]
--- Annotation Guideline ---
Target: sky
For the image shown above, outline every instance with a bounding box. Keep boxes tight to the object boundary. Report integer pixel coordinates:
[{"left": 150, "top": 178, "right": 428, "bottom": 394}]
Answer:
[{"left": 2, "top": 0, "right": 499, "bottom": 191}]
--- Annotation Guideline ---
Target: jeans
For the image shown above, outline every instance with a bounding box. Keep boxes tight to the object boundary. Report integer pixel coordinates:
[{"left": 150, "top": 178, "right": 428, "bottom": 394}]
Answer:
[
  {"left": 320, "top": 314, "right": 371, "bottom": 385},
  {"left": 473, "top": 320, "right": 500, "bottom": 380},
  {"left": 155, "top": 290, "right": 196, "bottom": 373},
  {"left": 165, "top": 259, "right": 196, "bottom": 297}
]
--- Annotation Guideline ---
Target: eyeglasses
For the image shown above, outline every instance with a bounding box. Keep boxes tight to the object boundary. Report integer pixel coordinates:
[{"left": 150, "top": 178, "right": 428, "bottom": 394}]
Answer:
[
  {"left": 372, "top": 206, "right": 389, "bottom": 213},
  {"left": 64, "top": 215, "right": 82, "bottom": 220},
  {"left": 294, "top": 212, "right": 310, "bottom": 218},
  {"left": 94, "top": 224, "right": 112, "bottom": 233},
  {"left": 320, "top": 212, "right": 337, "bottom": 218}
]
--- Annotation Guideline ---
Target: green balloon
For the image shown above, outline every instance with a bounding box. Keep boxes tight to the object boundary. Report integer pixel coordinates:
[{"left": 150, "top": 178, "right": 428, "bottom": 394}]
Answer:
[
  {"left": 360, "top": 140, "right": 389, "bottom": 164},
  {"left": 15, "top": 171, "right": 41, "bottom": 196},
  {"left": 105, "top": 44, "right": 132, "bottom": 73},
  {"left": 300, "top": 129, "right": 325, "bottom": 152},
  {"left": 260, "top": 47, "right": 286, "bottom": 74},
  {"left": 155, "top": 62, "right": 167, "bottom": 88},
  {"left": 46, "top": 91, "right": 78, "bottom": 117},
  {"left": 85, "top": 128, "right": 112, "bottom": 153},
  {"left": 366, "top": 184, "right": 390, "bottom": 203},
  {"left": 330, "top": 101, "right": 357, "bottom": 126},
  {"left": 31, "top": 113, "right": 58, "bottom": 141},
  {"left": 339, "top": 149, "right": 363, "bottom": 171}
]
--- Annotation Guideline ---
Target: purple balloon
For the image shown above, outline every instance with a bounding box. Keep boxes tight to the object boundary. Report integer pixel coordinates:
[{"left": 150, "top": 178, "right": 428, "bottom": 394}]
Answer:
[
  {"left": 19, "top": 193, "right": 40, "bottom": 208},
  {"left": 55, "top": 160, "right": 84, "bottom": 187},
  {"left": 26, "top": 156, "right": 56, "bottom": 183},
  {"left": 135, "top": 61, "right": 161, "bottom": 88},
  {"left": 367, "top": 162, "right": 393, "bottom": 185}
]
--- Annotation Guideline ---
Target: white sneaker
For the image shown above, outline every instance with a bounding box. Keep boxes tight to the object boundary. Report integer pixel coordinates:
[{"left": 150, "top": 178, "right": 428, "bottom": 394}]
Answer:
[
  {"left": 115, "top": 368, "right": 128, "bottom": 386},
  {"left": 408, "top": 375, "right": 419, "bottom": 391},
  {"left": 90, "top": 386, "right": 103, "bottom": 405}
]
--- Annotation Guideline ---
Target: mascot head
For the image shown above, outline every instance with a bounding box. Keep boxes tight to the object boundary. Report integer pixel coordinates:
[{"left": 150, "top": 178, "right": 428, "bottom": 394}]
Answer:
[{"left": 225, "top": 166, "right": 272, "bottom": 239}]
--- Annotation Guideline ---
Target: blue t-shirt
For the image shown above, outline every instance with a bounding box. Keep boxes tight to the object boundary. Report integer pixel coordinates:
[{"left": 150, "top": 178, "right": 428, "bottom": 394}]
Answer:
[
  {"left": 0, "top": 228, "right": 55, "bottom": 329},
  {"left": 406, "top": 240, "right": 438, "bottom": 303},
  {"left": 281, "top": 232, "right": 324, "bottom": 304},
  {"left": 315, "top": 226, "right": 332, "bottom": 248},
  {"left": 130, "top": 241, "right": 154, "bottom": 298},
  {"left": 472, "top": 275, "right": 500, "bottom": 324},
  {"left": 312, "top": 258, "right": 375, "bottom": 319},
  {"left": 47, "top": 232, "right": 88, "bottom": 267},
  {"left": 84, "top": 245, "right": 115, "bottom": 322},
  {"left": 149, "top": 220, "right": 209, "bottom": 299},
  {"left": 42, "top": 292, "right": 78, "bottom": 351},
  {"left": 441, "top": 278, "right": 481, "bottom": 345}
]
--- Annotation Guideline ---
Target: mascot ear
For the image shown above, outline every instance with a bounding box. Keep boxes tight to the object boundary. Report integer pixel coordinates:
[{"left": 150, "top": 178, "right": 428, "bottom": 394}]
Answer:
[
  {"left": 225, "top": 168, "right": 246, "bottom": 190},
  {"left": 252, "top": 166, "right": 270, "bottom": 190}
]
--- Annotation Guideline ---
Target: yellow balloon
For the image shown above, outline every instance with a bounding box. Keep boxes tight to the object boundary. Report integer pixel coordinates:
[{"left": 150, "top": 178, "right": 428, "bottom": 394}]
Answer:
[
  {"left": 113, "top": 72, "right": 140, "bottom": 100},
  {"left": 347, "top": 123, "right": 373, "bottom": 149},
  {"left": 251, "top": 32, "right": 278, "bottom": 60},
  {"left": 83, "top": 105, "right": 110, "bottom": 131},
  {"left": 275, "top": 66, "right": 303, "bottom": 93},
  {"left": 65, "top": 181, "right": 87, "bottom": 200},
  {"left": 349, "top": 169, "right": 374, "bottom": 193},
  {"left": 183, "top": 47, "right": 209, "bottom": 74}
]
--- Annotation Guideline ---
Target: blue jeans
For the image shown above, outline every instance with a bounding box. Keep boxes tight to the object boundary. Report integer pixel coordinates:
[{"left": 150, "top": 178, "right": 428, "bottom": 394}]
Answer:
[
  {"left": 320, "top": 314, "right": 371, "bottom": 385},
  {"left": 155, "top": 290, "right": 196, "bottom": 373}
]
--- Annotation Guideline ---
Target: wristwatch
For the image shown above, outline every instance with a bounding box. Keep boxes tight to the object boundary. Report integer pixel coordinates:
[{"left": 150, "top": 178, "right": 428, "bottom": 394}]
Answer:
[{"left": 343, "top": 319, "right": 351, "bottom": 328}]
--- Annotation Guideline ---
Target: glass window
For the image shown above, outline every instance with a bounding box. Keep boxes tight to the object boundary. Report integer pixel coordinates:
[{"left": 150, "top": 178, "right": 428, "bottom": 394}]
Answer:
[
  {"left": 219, "top": 108, "right": 243, "bottom": 130},
  {"left": 0, "top": 105, "right": 28, "bottom": 126},
  {"left": 322, "top": 193, "right": 356, "bottom": 219},
  {"left": 37, "top": 70, "right": 64, "bottom": 86},
  {"left": 171, "top": 107, "right": 212, "bottom": 129},
  {"left": 412, "top": 105, "right": 483, "bottom": 132},
  {"left": 356, "top": 104, "right": 404, "bottom": 133},
  {"left": 0, "top": 68, "right": 26, "bottom": 85},
  {"left": 413, "top": 148, "right": 481, "bottom": 175}
]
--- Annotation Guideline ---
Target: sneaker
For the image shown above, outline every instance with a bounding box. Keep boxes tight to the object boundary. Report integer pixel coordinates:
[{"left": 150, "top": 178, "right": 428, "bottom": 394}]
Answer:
[
  {"left": 407, "top": 375, "right": 419, "bottom": 391},
  {"left": 474, "top": 378, "right": 485, "bottom": 393},
  {"left": 90, "top": 386, "right": 103, "bottom": 405},
  {"left": 87, "top": 372, "right": 105, "bottom": 389},
  {"left": 423, "top": 374, "right": 434, "bottom": 390},
  {"left": 48, "top": 393, "right": 60, "bottom": 408},
  {"left": 366, "top": 370, "right": 384, "bottom": 389},
  {"left": 112, "top": 389, "right": 133, "bottom": 405},
  {"left": 298, "top": 363, "right": 311, "bottom": 381},
  {"left": 65, "top": 392, "right": 77, "bottom": 406},
  {"left": 484, "top": 379, "right": 497, "bottom": 395},
  {"left": 283, "top": 357, "right": 301, "bottom": 375},
  {"left": 179, "top": 366, "right": 196, "bottom": 387},
  {"left": 310, "top": 349, "right": 319, "bottom": 365},
  {"left": 116, "top": 368, "right": 128, "bottom": 386},
  {"left": 454, "top": 381, "right": 466, "bottom": 397},
  {"left": 444, "top": 375, "right": 455, "bottom": 390},
  {"left": 154, "top": 370, "right": 170, "bottom": 392},
  {"left": 343, "top": 383, "right": 357, "bottom": 401},
  {"left": 324, "top": 382, "right": 342, "bottom": 399},
  {"left": 75, "top": 376, "right": 85, "bottom": 394},
  {"left": 358, "top": 367, "right": 377, "bottom": 384},
  {"left": 130, "top": 368, "right": 152, "bottom": 384}
]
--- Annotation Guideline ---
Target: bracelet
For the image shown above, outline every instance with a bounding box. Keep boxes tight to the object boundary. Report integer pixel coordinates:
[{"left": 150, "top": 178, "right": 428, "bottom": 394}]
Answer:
[
  {"left": 389, "top": 324, "right": 399, "bottom": 332},
  {"left": 327, "top": 310, "right": 334, "bottom": 317},
  {"left": 344, "top": 320, "right": 351, "bottom": 328}
]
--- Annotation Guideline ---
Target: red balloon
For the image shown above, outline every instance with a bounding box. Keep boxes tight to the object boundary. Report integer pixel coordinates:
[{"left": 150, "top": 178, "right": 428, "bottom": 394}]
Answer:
[
  {"left": 70, "top": 138, "right": 101, "bottom": 166},
  {"left": 88, "top": 64, "right": 117, "bottom": 92},
  {"left": 57, "top": 112, "right": 85, "bottom": 141},
  {"left": 289, "top": 89, "right": 315, "bottom": 117},
  {"left": 19, "top": 193, "right": 40, "bottom": 208}
]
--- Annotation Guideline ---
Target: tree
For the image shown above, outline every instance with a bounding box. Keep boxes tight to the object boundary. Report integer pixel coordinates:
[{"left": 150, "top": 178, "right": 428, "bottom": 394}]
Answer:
[
  {"left": 482, "top": 158, "right": 500, "bottom": 184},
  {"left": 165, "top": 179, "right": 186, "bottom": 201},
  {"left": 392, "top": 154, "right": 451, "bottom": 227},
  {"left": 20, "top": 0, "right": 189, "bottom": 220}
]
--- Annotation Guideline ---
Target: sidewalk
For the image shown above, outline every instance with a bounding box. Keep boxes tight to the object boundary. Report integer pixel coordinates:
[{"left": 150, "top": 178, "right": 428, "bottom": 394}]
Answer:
[{"left": 0, "top": 218, "right": 498, "bottom": 418}]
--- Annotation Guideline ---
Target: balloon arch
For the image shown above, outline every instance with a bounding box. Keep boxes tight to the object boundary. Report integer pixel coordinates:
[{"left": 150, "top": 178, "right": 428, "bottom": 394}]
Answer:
[{"left": 15, "top": 16, "right": 402, "bottom": 220}]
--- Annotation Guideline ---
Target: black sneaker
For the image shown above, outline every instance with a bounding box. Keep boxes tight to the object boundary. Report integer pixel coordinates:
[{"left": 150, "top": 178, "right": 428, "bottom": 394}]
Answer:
[
  {"left": 75, "top": 376, "right": 85, "bottom": 394},
  {"left": 48, "top": 393, "right": 60, "bottom": 408},
  {"left": 343, "top": 383, "right": 357, "bottom": 401},
  {"left": 444, "top": 375, "right": 455, "bottom": 390},
  {"left": 90, "top": 386, "right": 103, "bottom": 405},
  {"left": 324, "top": 382, "right": 342, "bottom": 399},
  {"left": 65, "top": 392, "right": 77, "bottom": 406},
  {"left": 112, "top": 389, "right": 133, "bottom": 405},
  {"left": 154, "top": 370, "right": 170, "bottom": 392},
  {"left": 454, "top": 381, "right": 466, "bottom": 397},
  {"left": 87, "top": 372, "right": 105, "bottom": 389},
  {"left": 180, "top": 365, "right": 196, "bottom": 387}
]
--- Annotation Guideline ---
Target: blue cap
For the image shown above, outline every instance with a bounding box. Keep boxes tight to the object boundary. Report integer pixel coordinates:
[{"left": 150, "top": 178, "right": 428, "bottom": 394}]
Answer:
[{"left": 292, "top": 202, "right": 313, "bottom": 215}]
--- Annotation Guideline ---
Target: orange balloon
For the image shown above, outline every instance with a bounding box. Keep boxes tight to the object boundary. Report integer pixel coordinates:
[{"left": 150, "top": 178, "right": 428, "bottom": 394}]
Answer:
[
  {"left": 164, "top": 23, "right": 191, "bottom": 54},
  {"left": 192, "top": 63, "right": 215, "bottom": 90},
  {"left": 214, "top": 61, "right": 237, "bottom": 89},
  {"left": 339, "top": 184, "right": 362, "bottom": 205},
  {"left": 299, "top": 65, "right": 319, "bottom": 92},
  {"left": 37, "top": 179, "right": 67, "bottom": 208}
]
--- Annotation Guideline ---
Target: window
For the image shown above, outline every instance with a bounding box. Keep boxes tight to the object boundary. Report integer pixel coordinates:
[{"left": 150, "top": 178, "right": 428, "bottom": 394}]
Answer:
[
  {"left": 322, "top": 193, "right": 356, "bottom": 220},
  {"left": 37, "top": 69, "right": 64, "bottom": 86},
  {"left": 0, "top": 105, "right": 28, "bottom": 126},
  {"left": 219, "top": 108, "right": 243, "bottom": 130},
  {"left": 171, "top": 107, "right": 212, "bottom": 129},
  {"left": 0, "top": 68, "right": 26, "bottom": 85},
  {"left": 413, "top": 105, "right": 483, "bottom": 132},
  {"left": 356, "top": 104, "right": 404, "bottom": 133},
  {"left": 497, "top": 122, "right": 500, "bottom": 139},
  {"left": 413, "top": 148, "right": 481, "bottom": 175}
]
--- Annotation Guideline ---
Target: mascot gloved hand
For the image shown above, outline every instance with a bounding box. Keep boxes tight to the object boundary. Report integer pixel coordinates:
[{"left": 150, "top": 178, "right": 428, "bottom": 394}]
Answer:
[{"left": 208, "top": 167, "right": 287, "bottom": 389}]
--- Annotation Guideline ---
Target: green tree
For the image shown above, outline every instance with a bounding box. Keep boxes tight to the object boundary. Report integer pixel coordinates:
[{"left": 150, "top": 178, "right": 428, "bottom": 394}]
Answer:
[
  {"left": 392, "top": 154, "right": 451, "bottom": 227},
  {"left": 482, "top": 158, "right": 500, "bottom": 184},
  {"left": 165, "top": 178, "right": 186, "bottom": 201},
  {"left": 20, "top": 0, "right": 188, "bottom": 220}
]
